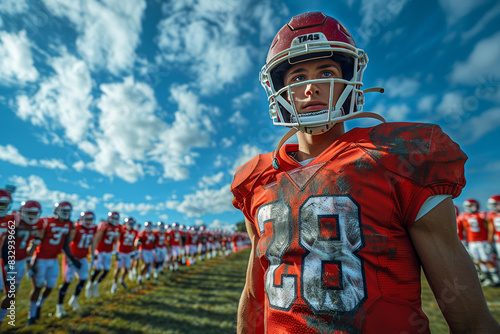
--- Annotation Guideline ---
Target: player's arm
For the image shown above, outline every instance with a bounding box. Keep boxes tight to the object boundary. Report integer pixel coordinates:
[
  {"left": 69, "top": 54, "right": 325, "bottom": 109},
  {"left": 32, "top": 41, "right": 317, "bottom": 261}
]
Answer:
[
  {"left": 409, "top": 197, "right": 500, "bottom": 333},
  {"left": 63, "top": 228, "right": 81, "bottom": 267},
  {"left": 237, "top": 217, "right": 265, "bottom": 334},
  {"left": 27, "top": 227, "right": 45, "bottom": 257},
  {"left": 94, "top": 230, "right": 103, "bottom": 248},
  {"left": 487, "top": 216, "right": 495, "bottom": 244}
]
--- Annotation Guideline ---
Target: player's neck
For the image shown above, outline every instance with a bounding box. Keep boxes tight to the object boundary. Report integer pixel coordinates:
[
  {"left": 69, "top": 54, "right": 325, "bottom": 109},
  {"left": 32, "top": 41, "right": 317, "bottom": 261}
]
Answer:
[{"left": 295, "top": 123, "right": 345, "bottom": 162}]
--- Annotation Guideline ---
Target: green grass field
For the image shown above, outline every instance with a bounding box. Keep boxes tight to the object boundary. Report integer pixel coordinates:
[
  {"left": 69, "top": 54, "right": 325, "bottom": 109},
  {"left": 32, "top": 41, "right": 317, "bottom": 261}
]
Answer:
[{"left": 2, "top": 249, "right": 500, "bottom": 333}]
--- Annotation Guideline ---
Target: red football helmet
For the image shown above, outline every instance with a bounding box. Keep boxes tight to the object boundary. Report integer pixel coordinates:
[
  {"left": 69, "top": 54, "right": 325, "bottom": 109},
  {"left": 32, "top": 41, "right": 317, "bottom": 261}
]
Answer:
[
  {"left": 171, "top": 222, "right": 179, "bottom": 230},
  {"left": 463, "top": 199, "right": 479, "bottom": 213},
  {"left": 54, "top": 201, "right": 72, "bottom": 221},
  {"left": 80, "top": 211, "right": 95, "bottom": 228},
  {"left": 20, "top": 200, "right": 42, "bottom": 225},
  {"left": 144, "top": 221, "right": 153, "bottom": 232},
  {"left": 260, "top": 12, "right": 384, "bottom": 135},
  {"left": 107, "top": 211, "right": 120, "bottom": 226},
  {"left": 157, "top": 221, "right": 166, "bottom": 232},
  {"left": 0, "top": 189, "right": 12, "bottom": 217},
  {"left": 488, "top": 195, "right": 500, "bottom": 212},
  {"left": 124, "top": 217, "right": 136, "bottom": 230}
]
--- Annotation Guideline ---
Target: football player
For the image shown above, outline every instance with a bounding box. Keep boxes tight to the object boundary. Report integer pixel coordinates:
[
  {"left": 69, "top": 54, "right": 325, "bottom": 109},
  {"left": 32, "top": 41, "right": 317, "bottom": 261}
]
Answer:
[
  {"left": 112, "top": 217, "right": 138, "bottom": 293},
  {"left": 198, "top": 225, "right": 208, "bottom": 261},
  {"left": 487, "top": 195, "right": 500, "bottom": 267},
  {"left": 231, "top": 12, "right": 500, "bottom": 333},
  {"left": 459, "top": 199, "right": 500, "bottom": 286},
  {"left": 56, "top": 211, "right": 97, "bottom": 317},
  {"left": 189, "top": 226, "right": 199, "bottom": 264},
  {"left": 153, "top": 221, "right": 167, "bottom": 278},
  {"left": 167, "top": 222, "right": 182, "bottom": 271},
  {"left": 28, "top": 201, "right": 80, "bottom": 325},
  {"left": 86, "top": 212, "right": 120, "bottom": 298},
  {"left": 135, "top": 221, "right": 155, "bottom": 283},
  {"left": 0, "top": 196, "right": 42, "bottom": 326}
]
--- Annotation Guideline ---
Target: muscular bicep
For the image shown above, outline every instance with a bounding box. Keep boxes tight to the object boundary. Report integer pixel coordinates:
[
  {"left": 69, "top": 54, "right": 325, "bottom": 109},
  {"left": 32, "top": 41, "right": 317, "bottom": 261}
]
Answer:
[{"left": 409, "top": 197, "right": 499, "bottom": 333}]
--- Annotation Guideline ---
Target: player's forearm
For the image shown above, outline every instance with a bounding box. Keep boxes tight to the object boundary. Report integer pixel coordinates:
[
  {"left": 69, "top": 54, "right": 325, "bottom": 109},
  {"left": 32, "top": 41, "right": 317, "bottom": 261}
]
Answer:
[{"left": 237, "top": 287, "right": 265, "bottom": 334}]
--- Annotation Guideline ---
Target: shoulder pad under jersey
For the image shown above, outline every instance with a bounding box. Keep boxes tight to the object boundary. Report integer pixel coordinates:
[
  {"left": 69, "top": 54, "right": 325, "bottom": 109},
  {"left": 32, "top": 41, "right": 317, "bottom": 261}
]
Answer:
[
  {"left": 358, "top": 122, "right": 467, "bottom": 191},
  {"left": 231, "top": 152, "right": 274, "bottom": 207}
]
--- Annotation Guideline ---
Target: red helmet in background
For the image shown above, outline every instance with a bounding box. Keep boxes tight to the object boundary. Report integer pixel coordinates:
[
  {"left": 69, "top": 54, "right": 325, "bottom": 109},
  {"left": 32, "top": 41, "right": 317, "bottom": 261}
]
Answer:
[
  {"left": 80, "top": 211, "right": 95, "bottom": 228},
  {"left": 107, "top": 211, "right": 120, "bottom": 226},
  {"left": 463, "top": 199, "right": 479, "bottom": 213},
  {"left": 0, "top": 189, "right": 12, "bottom": 217},
  {"left": 144, "top": 221, "right": 153, "bottom": 232},
  {"left": 124, "top": 217, "right": 136, "bottom": 230},
  {"left": 55, "top": 201, "right": 72, "bottom": 221},
  {"left": 20, "top": 200, "right": 42, "bottom": 225},
  {"left": 157, "top": 221, "right": 166, "bottom": 232},
  {"left": 488, "top": 195, "right": 500, "bottom": 212},
  {"left": 260, "top": 12, "right": 384, "bottom": 135}
]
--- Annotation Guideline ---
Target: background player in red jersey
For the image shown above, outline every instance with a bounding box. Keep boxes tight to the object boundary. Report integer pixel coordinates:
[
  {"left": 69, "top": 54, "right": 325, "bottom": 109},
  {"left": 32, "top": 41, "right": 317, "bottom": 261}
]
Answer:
[
  {"left": 487, "top": 195, "right": 500, "bottom": 268},
  {"left": 87, "top": 211, "right": 121, "bottom": 298},
  {"left": 231, "top": 12, "right": 499, "bottom": 334},
  {"left": 167, "top": 222, "right": 183, "bottom": 271},
  {"left": 153, "top": 221, "right": 167, "bottom": 278},
  {"left": 459, "top": 199, "right": 500, "bottom": 286},
  {"left": 0, "top": 189, "right": 13, "bottom": 293},
  {"left": 56, "top": 211, "right": 97, "bottom": 317},
  {"left": 135, "top": 221, "right": 156, "bottom": 283},
  {"left": 0, "top": 197, "right": 44, "bottom": 325},
  {"left": 28, "top": 201, "right": 80, "bottom": 325},
  {"left": 189, "top": 226, "right": 199, "bottom": 264},
  {"left": 112, "top": 217, "right": 138, "bottom": 293}
]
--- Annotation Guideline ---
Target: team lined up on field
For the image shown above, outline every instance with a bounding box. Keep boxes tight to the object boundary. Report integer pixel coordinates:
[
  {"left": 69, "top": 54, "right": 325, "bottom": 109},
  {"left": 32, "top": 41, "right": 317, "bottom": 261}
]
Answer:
[
  {"left": 0, "top": 188, "right": 249, "bottom": 327},
  {"left": 457, "top": 196, "right": 500, "bottom": 287}
]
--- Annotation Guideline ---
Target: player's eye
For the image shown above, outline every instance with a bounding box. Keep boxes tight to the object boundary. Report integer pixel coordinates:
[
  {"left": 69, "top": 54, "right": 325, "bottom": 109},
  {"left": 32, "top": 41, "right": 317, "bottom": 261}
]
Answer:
[{"left": 292, "top": 74, "right": 307, "bottom": 82}]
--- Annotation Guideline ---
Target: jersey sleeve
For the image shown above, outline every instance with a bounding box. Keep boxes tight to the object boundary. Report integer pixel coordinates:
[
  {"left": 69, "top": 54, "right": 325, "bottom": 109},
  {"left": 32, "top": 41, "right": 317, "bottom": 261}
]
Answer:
[
  {"left": 361, "top": 122, "right": 467, "bottom": 226},
  {"left": 231, "top": 152, "right": 274, "bottom": 222}
]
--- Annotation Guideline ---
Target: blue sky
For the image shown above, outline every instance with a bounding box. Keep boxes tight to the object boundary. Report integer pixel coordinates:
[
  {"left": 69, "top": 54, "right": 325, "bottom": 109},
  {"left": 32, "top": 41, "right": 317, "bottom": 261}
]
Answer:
[{"left": 0, "top": 0, "right": 499, "bottom": 229}]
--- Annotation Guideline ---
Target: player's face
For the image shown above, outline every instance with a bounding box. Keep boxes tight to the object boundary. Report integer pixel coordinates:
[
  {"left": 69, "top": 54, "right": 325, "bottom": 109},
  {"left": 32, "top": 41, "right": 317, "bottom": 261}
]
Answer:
[{"left": 283, "top": 58, "right": 344, "bottom": 114}]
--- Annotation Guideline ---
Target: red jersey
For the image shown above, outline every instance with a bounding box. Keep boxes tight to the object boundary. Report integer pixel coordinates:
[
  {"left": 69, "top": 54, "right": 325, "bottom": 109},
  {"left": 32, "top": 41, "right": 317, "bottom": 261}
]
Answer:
[
  {"left": 231, "top": 123, "right": 466, "bottom": 334},
  {"left": 191, "top": 231, "right": 199, "bottom": 245},
  {"left": 118, "top": 227, "right": 138, "bottom": 253},
  {"left": 12, "top": 217, "right": 43, "bottom": 261},
  {"left": 459, "top": 212, "right": 488, "bottom": 242},
  {"left": 168, "top": 230, "right": 182, "bottom": 246},
  {"left": 96, "top": 221, "right": 121, "bottom": 252},
  {"left": 35, "top": 217, "right": 73, "bottom": 259},
  {"left": 184, "top": 231, "right": 192, "bottom": 246},
  {"left": 138, "top": 230, "right": 155, "bottom": 250},
  {"left": 488, "top": 212, "right": 500, "bottom": 242},
  {"left": 154, "top": 231, "right": 167, "bottom": 248},
  {"left": 70, "top": 223, "right": 97, "bottom": 259}
]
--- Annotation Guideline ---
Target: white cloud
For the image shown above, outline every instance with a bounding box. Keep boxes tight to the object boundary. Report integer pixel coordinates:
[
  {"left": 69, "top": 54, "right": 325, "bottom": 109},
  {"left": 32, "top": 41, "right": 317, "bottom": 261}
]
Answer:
[
  {"left": 231, "top": 92, "right": 255, "bottom": 109},
  {"left": 0, "top": 30, "right": 38, "bottom": 85},
  {"left": 355, "top": 0, "right": 411, "bottom": 44},
  {"left": 88, "top": 77, "right": 163, "bottom": 183},
  {"left": 372, "top": 102, "right": 411, "bottom": 122},
  {"left": 104, "top": 201, "right": 164, "bottom": 216},
  {"left": 438, "top": 0, "right": 487, "bottom": 26},
  {"left": 436, "top": 92, "right": 464, "bottom": 116},
  {"left": 15, "top": 49, "right": 93, "bottom": 143},
  {"left": 461, "top": 3, "right": 500, "bottom": 42},
  {"left": 380, "top": 76, "right": 420, "bottom": 98},
  {"left": 151, "top": 85, "right": 218, "bottom": 181},
  {"left": 8, "top": 174, "right": 99, "bottom": 214},
  {"left": 156, "top": 0, "right": 282, "bottom": 95},
  {"left": 450, "top": 31, "right": 500, "bottom": 85},
  {"left": 457, "top": 107, "right": 500, "bottom": 144},
  {"left": 0, "top": 144, "right": 68, "bottom": 170},
  {"left": 231, "top": 144, "right": 263, "bottom": 173},
  {"left": 145, "top": 195, "right": 152, "bottom": 201},
  {"left": 72, "top": 160, "right": 85, "bottom": 172},
  {"left": 209, "top": 218, "right": 235, "bottom": 231},
  {"left": 221, "top": 137, "right": 234, "bottom": 148},
  {"left": 43, "top": 0, "right": 146, "bottom": 75},
  {"left": 228, "top": 110, "right": 250, "bottom": 128},
  {"left": 198, "top": 172, "right": 225, "bottom": 188},
  {"left": 102, "top": 193, "right": 114, "bottom": 201},
  {"left": 0, "top": 0, "right": 28, "bottom": 14},
  {"left": 165, "top": 184, "right": 234, "bottom": 218},
  {"left": 417, "top": 95, "right": 437, "bottom": 113}
]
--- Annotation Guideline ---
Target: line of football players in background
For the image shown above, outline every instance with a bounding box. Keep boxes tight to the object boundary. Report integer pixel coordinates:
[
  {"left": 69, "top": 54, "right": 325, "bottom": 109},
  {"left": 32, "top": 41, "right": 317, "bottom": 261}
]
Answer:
[
  {"left": 0, "top": 187, "right": 249, "bottom": 328},
  {"left": 456, "top": 195, "right": 500, "bottom": 287}
]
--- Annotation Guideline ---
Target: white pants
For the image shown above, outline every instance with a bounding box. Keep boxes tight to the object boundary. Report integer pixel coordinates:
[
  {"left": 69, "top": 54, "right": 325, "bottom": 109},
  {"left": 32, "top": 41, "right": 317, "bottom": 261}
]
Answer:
[
  {"left": 64, "top": 257, "right": 89, "bottom": 282},
  {"left": 95, "top": 251, "right": 112, "bottom": 271},
  {"left": 33, "top": 258, "right": 59, "bottom": 288}
]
